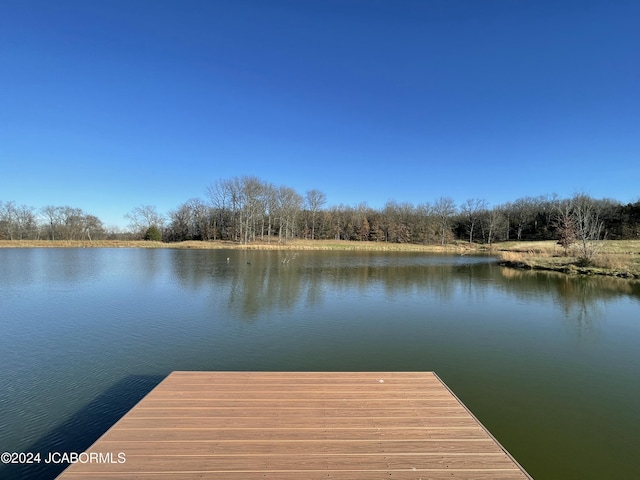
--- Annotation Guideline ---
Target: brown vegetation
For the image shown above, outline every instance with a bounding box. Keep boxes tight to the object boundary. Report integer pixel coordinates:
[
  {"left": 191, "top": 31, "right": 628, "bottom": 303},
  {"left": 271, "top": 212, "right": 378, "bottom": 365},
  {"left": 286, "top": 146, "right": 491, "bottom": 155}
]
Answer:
[
  {"left": 496, "top": 240, "right": 640, "bottom": 279},
  {"left": 0, "top": 238, "right": 471, "bottom": 252}
]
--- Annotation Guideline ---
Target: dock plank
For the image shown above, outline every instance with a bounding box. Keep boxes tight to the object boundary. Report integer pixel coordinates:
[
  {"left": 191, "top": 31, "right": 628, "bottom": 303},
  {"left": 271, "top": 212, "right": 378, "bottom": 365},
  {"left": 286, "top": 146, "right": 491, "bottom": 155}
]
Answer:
[{"left": 57, "top": 371, "right": 532, "bottom": 479}]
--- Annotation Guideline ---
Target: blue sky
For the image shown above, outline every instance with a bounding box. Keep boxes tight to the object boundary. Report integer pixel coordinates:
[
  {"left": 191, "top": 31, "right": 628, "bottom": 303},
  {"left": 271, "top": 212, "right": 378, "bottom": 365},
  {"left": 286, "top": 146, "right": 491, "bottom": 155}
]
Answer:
[{"left": 1, "top": 0, "right": 638, "bottom": 228}]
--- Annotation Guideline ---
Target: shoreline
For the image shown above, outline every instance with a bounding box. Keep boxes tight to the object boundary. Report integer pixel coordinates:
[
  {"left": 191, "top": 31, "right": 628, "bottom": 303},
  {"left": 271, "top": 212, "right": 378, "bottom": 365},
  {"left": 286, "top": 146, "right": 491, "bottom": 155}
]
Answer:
[
  {"left": 497, "top": 259, "right": 639, "bottom": 279},
  {"left": 0, "top": 239, "right": 479, "bottom": 252},
  {"left": 2, "top": 239, "right": 639, "bottom": 279},
  {"left": 494, "top": 240, "right": 640, "bottom": 279}
]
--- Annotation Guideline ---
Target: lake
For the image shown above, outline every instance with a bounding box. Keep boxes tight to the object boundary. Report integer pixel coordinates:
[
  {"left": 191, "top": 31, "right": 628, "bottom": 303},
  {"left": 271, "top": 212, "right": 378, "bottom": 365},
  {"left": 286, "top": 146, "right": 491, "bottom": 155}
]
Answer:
[{"left": 1, "top": 248, "right": 639, "bottom": 479}]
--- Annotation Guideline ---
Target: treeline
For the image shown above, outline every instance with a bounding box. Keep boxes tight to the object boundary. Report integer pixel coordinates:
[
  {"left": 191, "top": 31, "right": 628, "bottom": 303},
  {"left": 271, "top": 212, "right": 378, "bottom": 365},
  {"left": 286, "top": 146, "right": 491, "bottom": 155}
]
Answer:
[
  {"left": 2, "top": 176, "right": 639, "bottom": 244},
  {"left": 0, "top": 202, "right": 108, "bottom": 241},
  {"left": 123, "top": 176, "right": 640, "bottom": 245}
]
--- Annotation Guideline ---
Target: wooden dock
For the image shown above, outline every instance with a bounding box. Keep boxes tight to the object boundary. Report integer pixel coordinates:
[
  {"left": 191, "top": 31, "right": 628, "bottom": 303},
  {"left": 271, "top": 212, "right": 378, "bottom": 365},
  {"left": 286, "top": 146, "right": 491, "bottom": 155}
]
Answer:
[{"left": 57, "top": 371, "right": 532, "bottom": 479}]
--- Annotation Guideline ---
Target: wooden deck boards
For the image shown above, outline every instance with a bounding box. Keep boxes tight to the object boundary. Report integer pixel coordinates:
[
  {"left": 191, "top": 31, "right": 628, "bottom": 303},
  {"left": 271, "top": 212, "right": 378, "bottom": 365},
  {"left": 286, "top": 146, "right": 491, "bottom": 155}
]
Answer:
[{"left": 57, "top": 371, "right": 532, "bottom": 479}]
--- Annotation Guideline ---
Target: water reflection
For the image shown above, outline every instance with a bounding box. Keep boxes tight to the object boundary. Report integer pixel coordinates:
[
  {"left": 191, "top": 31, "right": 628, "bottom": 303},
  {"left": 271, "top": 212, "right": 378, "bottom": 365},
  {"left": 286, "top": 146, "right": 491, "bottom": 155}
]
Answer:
[
  {"left": 163, "top": 250, "right": 640, "bottom": 334},
  {"left": 0, "top": 248, "right": 103, "bottom": 286},
  {"left": 166, "top": 251, "right": 493, "bottom": 318},
  {"left": 498, "top": 267, "right": 640, "bottom": 335},
  {"left": 4, "top": 248, "right": 637, "bottom": 333}
]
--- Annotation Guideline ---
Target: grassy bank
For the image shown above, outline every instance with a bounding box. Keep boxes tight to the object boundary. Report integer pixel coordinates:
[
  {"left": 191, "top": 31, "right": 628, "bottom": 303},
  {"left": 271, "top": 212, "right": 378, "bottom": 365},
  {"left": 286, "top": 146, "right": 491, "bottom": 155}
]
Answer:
[
  {"left": 0, "top": 238, "right": 474, "bottom": 252},
  {"left": 494, "top": 240, "right": 640, "bottom": 279}
]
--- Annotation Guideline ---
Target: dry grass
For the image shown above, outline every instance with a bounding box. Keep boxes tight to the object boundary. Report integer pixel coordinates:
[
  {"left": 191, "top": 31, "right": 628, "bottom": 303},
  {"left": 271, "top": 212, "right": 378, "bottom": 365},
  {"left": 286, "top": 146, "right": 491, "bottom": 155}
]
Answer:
[
  {"left": 497, "top": 240, "right": 640, "bottom": 278},
  {"left": 0, "top": 239, "right": 166, "bottom": 249},
  {"left": 496, "top": 239, "right": 640, "bottom": 256},
  {"left": 499, "top": 251, "right": 527, "bottom": 263},
  {"left": 248, "top": 239, "right": 471, "bottom": 252},
  {"left": 590, "top": 253, "right": 631, "bottom": 270},
  {"left": 0, "top": 239, "right": 471, "bottom": 253},
  {"left": 492, "top": 240, "right": 559, "bottom": 255}
]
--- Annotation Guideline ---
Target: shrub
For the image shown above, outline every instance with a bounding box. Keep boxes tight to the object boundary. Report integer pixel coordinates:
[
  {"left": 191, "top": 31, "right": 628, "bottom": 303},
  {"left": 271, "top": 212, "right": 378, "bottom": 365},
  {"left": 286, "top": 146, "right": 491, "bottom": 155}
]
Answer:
[
  {"left": 144, "top": 225, "right": 162, "bottom": 241},
  {"left": 575, "top": 257, "right": 592, "bottom": 267}
]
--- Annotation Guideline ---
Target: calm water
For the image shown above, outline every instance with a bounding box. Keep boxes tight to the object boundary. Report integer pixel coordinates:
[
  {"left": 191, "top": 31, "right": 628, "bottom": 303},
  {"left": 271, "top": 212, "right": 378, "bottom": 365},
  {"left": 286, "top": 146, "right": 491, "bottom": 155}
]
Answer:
[{"left": 1, "top": 248, "right": 639, "bottom": 479}]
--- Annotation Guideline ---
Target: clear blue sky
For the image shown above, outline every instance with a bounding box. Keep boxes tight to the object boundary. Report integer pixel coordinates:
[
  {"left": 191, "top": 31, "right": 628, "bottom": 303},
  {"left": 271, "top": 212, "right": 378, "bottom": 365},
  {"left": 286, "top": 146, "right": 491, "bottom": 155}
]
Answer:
[{"left": 1, "top": 0, "right": 638, "bottom": 228}]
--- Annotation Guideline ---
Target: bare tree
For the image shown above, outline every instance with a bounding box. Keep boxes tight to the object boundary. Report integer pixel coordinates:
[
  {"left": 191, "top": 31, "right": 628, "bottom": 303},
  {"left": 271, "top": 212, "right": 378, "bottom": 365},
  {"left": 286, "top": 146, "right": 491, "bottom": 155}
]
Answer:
[
  {"left": 16, "top": 205, "right": 38, "bottom": 239},
  {"left": 483, "top": 207, "right": 508, "bottom": 246},
  {"left": 262, "top": 182, "right": 277, "bottom": 242},
  {"left": 166, "top": 203, "right": 191, "bottom": 241},
  {"left": 81, "top": 215, "right": 105, "bottom": 241},
  {"left": 276, "top": 186, "right": 303, "bottom": 242},
  {"left": 433, "top": 197, "right": 457, "bottom": 245},
  {"left": 382, "top": 201, "right": 400, "bottom": 243},
  {"left": 34, "top": 205, "right": 104, "bottom": 240},
  {"left": 305, "top": 189, "right": 326, "bottom": 240},
  {"left": 125, "top": 205, "right": 164, "bottom": 238},
  {"left": 59, "top": 207, "right": 85, "bottom": 240},
  {"left": 207, "top": 176, "right": 270, "bottom": 243},
  {"left": 0, "top": 201, "right": 16, "bottom": 239},
  {"left": 511, "top": 197, "right": 535, "bottom": 241},
  {"left": 186, "top": 198, "right": 212, "bottom": 240},
  {"left": 553, "top": 199, "right": 576, "bottom": 256},
  {"left": 226, "top": 177, "right": 243, "bottom": 241},
  {"left": 537, "top": 193, "right": 560, "bottom": 237},
  {"left": 382, "top": 201, "right": 415, "bottom": 243},
  {"left": 40, "top": 205, "right": 63, "bottom": 240},
  {"left": 327, "top": 204, "right": 344, "bottom": 240},
  {"left": 571, "top": 194, "right": 604, "bottom": 261},
  {"left": 460, "top": 198, "right": 488, "bottom": 243},
  {"left": 207, "top": 179, "right": 237, "bottom": 240},
  {"left": 240, "top": 176, "right": 265, "bottom": 244},
  {"left": 413, "top": 202, "right": 433, "bottom": 244}
]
